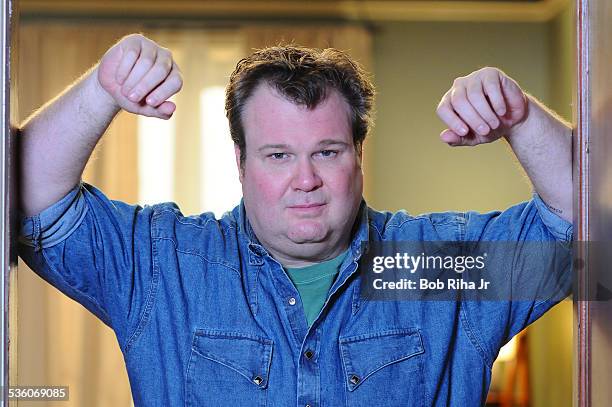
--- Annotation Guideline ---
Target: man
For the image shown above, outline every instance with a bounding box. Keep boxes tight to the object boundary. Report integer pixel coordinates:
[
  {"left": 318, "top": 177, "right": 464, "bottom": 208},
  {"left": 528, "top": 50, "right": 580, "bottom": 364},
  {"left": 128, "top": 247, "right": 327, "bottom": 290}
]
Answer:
[{"left": 18, "top": 34, "right": 572, "bottom": 406}]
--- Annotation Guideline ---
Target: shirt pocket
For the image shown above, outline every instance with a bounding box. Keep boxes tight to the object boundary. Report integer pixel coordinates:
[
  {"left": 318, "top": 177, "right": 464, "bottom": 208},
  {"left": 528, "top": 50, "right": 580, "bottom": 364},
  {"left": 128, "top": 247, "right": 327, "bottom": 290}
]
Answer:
[
  {"left": 186, "top": 329, "right": 274, "bottom": 407},
  {"left": 339, "top": 328, "right": 426, "bottom": 407}
]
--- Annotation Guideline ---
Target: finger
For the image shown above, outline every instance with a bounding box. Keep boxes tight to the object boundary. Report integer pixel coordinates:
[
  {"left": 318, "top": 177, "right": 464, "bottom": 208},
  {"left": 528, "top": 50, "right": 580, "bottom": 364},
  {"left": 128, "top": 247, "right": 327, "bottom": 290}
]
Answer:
[
  {"left": 156, "top": 100, "right": 176, "bottom": 117},
  {"left": 130, "top": 100, "right": 176, "bottom": 120},
  {"left": 501, "top": 76, "right": 527, "bottom": 116},
  {"left": 450, "top": 87, "right": 490, "bottom": 136},
  {"left": 436, "top": 94, "right": 469, "bottom": 136},
  {"left": 115, "top": 47, "right": 140, "bottom": 86},
  {"left": 145, "top": 63, "right": 183, "bottom": 107},
  {"left": 440, "top": 129, "right": 478, "bottom": 147},
  {"left": 483, "top": 76, "right": 506, "bottom": 116},
  {"left": 121, "top": 44, "right": 157, "bottom": 101},
  {"left": 127, "top": 50, "right": 173, "bottom": 106},
  {"left": 466, "top": 82, "right": 500, "bottom": 130}
]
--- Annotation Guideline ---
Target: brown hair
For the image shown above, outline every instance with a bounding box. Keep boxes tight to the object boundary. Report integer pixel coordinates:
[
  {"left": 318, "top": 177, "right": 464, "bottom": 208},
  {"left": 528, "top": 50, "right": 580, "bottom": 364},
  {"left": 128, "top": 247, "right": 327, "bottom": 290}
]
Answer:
[{"left": 225, "top": 45, "right": 376, "bottom": 166}]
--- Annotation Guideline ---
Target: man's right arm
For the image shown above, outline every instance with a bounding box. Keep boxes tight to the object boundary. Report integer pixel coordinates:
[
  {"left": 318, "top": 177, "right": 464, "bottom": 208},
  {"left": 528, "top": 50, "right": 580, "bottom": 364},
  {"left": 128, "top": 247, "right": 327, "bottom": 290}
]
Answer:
[{"left": 19, "top": 33, "right": 183, "bottom": 216}]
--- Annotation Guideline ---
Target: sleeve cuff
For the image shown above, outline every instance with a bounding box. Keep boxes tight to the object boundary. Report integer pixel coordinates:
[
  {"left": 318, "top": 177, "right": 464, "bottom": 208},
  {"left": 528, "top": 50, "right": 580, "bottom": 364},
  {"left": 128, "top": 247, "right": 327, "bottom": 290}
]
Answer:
[
  {"left": 19, "top": 183, "right": 89, "bottom": 249},
  {"left": 532, "top": 192, "right": 573, "bottom": 242}
]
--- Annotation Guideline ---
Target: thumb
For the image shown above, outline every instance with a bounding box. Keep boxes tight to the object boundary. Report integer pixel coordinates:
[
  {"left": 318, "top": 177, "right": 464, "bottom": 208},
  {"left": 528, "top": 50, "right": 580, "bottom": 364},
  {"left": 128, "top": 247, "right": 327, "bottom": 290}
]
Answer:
[{"left": 440, "top": 129, "right": 473, "bottom": 147}]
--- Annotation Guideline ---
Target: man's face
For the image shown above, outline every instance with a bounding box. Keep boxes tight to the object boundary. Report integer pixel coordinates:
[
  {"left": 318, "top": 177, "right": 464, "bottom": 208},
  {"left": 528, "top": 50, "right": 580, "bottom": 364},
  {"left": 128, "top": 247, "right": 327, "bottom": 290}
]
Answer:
[{"left": 236, "top": 83, "right": 364, "bottom": 267}]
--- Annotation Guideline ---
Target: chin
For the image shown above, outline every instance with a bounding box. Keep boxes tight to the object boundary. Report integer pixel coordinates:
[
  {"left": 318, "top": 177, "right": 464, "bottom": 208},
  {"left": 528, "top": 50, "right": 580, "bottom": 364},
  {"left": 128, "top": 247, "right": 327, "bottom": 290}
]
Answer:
[
  {"left": 287, "top": 223, "right": 329, "bottom": 243},
  {"left": 287, "top": 232, "right": 327, "bottom": 244}
]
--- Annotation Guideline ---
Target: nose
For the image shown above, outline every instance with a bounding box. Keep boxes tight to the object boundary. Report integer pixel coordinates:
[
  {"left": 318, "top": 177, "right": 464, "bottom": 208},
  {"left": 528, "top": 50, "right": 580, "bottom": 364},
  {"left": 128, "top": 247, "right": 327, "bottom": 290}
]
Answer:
[{"left": 291, "top": 157, "right": 322, "bottom": 192}]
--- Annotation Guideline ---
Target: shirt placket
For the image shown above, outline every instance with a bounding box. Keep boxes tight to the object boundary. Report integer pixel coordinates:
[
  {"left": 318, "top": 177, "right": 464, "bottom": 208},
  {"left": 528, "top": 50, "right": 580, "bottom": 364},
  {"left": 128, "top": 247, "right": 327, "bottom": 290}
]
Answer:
[
  {"left": 267, "top": 257, "right": 326, "bottom": 407},
  {"left": 297, "top": 326, "right": 321, "bottom": 407}
]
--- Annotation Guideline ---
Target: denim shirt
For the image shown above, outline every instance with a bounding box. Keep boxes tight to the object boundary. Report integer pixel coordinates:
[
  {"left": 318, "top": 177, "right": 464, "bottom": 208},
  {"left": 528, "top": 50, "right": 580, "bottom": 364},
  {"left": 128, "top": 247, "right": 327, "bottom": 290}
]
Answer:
[{"left": 18, "top": 182, "right": 573, "bottom": 407}]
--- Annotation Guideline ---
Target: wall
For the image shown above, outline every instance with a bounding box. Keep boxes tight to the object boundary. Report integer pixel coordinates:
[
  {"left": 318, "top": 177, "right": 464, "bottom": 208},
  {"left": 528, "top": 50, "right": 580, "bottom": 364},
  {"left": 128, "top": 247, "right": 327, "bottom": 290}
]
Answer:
[{"left": 369, "top": 14, "right": 573, "bottom": 407}]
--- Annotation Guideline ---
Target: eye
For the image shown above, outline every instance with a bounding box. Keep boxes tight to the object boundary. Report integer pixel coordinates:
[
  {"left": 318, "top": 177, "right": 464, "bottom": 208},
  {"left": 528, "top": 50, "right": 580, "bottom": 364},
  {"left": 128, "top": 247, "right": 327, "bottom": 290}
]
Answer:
[
  {"left": 317, "top": 150, "right": 338, "bottom": 158},
  {"left": 268, "top": 152, "right": 288, "bottom": 160}
]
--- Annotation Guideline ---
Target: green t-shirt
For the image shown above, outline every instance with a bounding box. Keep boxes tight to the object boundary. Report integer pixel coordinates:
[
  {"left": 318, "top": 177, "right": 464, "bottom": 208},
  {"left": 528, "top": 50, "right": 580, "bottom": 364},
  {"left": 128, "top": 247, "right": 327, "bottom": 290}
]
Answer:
[{"left": 285, "top": 251, "right": 348, "bottom": 327}]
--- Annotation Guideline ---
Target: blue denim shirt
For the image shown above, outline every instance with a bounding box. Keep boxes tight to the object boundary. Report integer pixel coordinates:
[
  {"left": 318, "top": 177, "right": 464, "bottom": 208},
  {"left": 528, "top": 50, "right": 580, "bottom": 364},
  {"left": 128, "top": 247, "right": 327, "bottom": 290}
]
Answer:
[{"left": 18, "top": 183, "right": 572, "bottom": 406}]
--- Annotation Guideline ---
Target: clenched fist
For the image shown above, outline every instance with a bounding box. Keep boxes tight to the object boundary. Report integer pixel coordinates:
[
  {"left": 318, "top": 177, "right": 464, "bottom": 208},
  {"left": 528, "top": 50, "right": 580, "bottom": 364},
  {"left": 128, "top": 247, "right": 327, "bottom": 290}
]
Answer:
[
  {"left": 436, "top": 67, "right": 528, "bottom": 146},
  {"left": 97, "top": 34, "right": 183, "bottom": 119}
]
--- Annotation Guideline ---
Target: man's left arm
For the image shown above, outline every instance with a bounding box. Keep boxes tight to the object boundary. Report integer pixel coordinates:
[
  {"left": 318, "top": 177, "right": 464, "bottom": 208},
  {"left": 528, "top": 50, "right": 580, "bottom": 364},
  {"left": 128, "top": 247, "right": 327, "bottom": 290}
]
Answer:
[{"left": 436, "top": 67, "right": 572, "bottom": 223}]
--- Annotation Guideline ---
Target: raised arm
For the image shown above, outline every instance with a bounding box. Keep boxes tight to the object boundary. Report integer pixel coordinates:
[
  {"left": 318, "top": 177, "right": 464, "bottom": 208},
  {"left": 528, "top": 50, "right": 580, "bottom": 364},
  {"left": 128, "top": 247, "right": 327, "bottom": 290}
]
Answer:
[
  {"left": 435, "top": 67, "right": 572, "bottom": 223},
  {"left": 19, "top": 33, "right": 182, "bottom": 216}
]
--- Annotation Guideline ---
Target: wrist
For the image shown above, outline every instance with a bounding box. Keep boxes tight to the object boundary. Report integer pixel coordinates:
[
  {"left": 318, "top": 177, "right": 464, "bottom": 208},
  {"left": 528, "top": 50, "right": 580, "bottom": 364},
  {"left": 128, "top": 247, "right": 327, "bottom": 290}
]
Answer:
[
  {"left": 504, "top": 93, "right": 533, "bottom": 142},
  {"left": 87, "top": 65, "right": 121, "bottom": 116}
]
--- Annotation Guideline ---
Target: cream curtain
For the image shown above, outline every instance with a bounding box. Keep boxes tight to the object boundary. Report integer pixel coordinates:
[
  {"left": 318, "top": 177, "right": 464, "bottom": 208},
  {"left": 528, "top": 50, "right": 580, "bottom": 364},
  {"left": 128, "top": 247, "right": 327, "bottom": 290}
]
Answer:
[
  {"left": 16, "top": 21, "right": 371, "bottom": 406},
  {"left": 18, "top": 23, "right": 141, "bottom": 407}
]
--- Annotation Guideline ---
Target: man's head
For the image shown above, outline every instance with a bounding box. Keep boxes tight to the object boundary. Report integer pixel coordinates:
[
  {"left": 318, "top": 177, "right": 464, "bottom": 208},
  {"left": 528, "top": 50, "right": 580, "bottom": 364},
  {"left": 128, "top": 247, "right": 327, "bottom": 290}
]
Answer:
[{"left": 225, "top": 46, "right": 375, "bottom": 267}]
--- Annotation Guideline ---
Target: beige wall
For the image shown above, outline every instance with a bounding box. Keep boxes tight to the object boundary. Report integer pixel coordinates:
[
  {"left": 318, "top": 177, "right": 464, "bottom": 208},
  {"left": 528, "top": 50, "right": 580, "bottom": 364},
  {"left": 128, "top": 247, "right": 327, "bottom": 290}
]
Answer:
[
  {"left": 529, "top": 5, "right": 574, "bottom": 407},
  {"left": 368, "top": 21, "right": 549, "bottom": 213},
  {"left": 368, "top": 12, "right": 573, "bottom": 407}
]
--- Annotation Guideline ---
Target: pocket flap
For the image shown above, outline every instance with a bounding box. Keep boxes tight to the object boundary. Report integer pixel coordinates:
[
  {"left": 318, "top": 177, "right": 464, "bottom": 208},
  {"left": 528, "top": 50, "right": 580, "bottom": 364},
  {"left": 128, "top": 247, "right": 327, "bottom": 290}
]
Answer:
[
  {"left": 192, "top": 329, "right": 274, "bottom": 389},
  {"left": 339, "top": 328, "right": 424, "bottom": 391}
]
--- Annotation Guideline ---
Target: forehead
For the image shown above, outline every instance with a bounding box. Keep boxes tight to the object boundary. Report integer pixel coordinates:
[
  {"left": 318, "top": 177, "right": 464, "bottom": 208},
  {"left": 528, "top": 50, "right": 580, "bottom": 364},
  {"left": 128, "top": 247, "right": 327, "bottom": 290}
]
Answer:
[{"left": 241, "top": 83, "right": 352, "bottom": 148}]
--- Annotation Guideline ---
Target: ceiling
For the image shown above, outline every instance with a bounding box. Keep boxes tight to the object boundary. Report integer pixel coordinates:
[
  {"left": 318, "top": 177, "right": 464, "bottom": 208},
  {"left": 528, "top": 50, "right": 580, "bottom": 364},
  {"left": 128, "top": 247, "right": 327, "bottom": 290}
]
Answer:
[{"left": 19, "top": 0, "right": 571, "bottom": 23}]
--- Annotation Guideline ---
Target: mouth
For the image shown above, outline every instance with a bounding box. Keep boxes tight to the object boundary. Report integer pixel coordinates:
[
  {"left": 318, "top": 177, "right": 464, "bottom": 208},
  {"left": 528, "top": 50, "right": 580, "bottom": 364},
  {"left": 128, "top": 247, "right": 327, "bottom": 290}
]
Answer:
[
  {"left": 289, "top": 203, "right": 325, "bottom": 209},
  {"left": 287, "top": 203, "right": 327, "bottom": 215}
]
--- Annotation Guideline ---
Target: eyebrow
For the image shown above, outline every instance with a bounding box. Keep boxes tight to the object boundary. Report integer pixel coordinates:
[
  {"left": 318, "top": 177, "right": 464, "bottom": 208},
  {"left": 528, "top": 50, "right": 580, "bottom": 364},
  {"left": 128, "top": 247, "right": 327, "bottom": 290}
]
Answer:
[
  {"left": 257, "top": 139, "right": 350, "bottom": 152},
  {"left": 258, "top": 144, "right": 290, "bottom": 152}
]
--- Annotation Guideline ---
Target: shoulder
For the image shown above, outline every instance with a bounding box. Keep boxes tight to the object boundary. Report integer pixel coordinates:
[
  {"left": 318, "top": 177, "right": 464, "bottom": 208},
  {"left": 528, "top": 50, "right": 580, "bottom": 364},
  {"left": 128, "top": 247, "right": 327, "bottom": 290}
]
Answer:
[
  {"left": 366, "top": 206, "right": 467, "bottom": 242},
  {"left": 149, "top": 202, "right": 241, "bottom": 264}
]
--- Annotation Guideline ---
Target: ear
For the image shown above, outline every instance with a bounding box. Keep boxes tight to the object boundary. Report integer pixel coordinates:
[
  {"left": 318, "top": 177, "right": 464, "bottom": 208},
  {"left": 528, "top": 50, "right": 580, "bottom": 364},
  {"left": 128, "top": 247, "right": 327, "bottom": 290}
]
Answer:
[
  {"left": 356, "top": 142, "right": 364, "bottom": 168},
  {"left": 234, "top": 144, "right": 244, "bottom": 183}
]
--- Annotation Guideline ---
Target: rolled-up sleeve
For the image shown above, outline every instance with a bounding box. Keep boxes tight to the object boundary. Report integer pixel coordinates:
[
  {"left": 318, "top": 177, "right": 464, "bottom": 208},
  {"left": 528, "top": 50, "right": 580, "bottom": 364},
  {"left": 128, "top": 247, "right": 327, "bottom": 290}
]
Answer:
[
  {"left": 459, "top": 195, "right": 573, "bottom": 368},
  {"left": 20, "top": 183, "right": 88, "bottom": 250},
  {"left": 531, "top": 192, "right": 573, "bottom": 242},
  {"left": 18, "top": 182, "right": 157, "bottom": 351}
]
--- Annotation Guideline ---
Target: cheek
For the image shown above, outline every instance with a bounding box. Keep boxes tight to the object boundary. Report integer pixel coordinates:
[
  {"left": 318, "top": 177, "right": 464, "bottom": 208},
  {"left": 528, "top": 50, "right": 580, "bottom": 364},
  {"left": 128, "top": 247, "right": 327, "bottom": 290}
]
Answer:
[
  {"left": 326, "top": 166, "right": 363, "bottom": 197},
  {"left": 244, "top": 170, "right": 287, "bottom": 204}
]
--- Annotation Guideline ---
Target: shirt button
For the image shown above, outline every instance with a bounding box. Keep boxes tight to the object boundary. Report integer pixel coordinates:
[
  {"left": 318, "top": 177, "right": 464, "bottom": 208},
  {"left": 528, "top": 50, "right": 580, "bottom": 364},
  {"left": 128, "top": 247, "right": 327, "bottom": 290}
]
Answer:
[
  {"left": 350, "top": 375, "right": 360, "bottom": 385},
  {"left": 253, "top": 376, "right": 263, "bottom": 385},
  {"left": 304, "top": 349, "right": 314, "bottom": 360},
  {"left": 306, "top": 405, "right": 312, "bottom": 407},
  {"left": 288, "top": 297, "right": 296, "bottom": 306}
]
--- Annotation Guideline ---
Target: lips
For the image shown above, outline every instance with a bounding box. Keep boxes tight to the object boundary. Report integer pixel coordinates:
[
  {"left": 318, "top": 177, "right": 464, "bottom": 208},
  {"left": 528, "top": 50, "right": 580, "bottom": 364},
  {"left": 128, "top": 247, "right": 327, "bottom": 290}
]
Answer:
[
  {"left": 287, "top": 203, "right": 327, "bottom": 216},
  {"left": 289, "top": 203, "right": 325, "bottom": 209}
]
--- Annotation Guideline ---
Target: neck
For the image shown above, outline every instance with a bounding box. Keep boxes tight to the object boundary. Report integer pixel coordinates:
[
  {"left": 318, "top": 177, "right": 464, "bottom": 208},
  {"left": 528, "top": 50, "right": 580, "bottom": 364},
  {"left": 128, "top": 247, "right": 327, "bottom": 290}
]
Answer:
[{"left": 269, "top": 243, "right": 350, "bottom": 268}]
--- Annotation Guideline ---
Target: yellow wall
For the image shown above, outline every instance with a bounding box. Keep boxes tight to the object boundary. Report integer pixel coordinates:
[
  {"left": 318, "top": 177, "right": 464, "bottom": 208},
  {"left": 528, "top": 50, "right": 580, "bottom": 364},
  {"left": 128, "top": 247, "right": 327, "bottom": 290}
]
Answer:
[
  {"left": 529, "top": 5, "right": 574, "bottom": 407},
  {"left": 368, "top": 13, "right": 573, "bottom": 407},
  {"left": 368, "top": 20, "right": 549, "bottom": 213}
]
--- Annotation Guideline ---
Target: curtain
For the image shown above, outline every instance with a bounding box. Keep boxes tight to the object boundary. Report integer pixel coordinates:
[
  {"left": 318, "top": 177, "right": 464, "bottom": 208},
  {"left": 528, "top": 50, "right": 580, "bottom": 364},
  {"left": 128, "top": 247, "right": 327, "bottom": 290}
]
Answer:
[{"left": 18, "top": 22, "right": 141, "bottom": 407}]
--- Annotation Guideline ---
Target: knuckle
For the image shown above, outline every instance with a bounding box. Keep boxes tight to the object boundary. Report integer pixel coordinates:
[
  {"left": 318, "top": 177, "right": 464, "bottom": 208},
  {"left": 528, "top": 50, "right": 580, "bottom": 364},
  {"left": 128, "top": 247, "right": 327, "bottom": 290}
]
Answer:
[
  {"left": 123, "top": 50, "right": 138, "bottom": 63},
  {"left": 450, "top": 90, "right": 462, "bottom": 105},
  {"left": 151, "top": 64, "right": 169, "bottom": 77},
  {"left": 452, "top": 120, "right": 463, "bottom": 130},
  {"left": 466, "top": 88, "right": 479, "bottom": 101},
  {"left": 140, "top": 55, "right": 155, "bottom": 67},
  {"left": 132, "top": 84, "right": 146, "bottom": 95},
  {"left": 125, "top": 33, "right": 142, "bottom": 41},
  {"left": 170, "top": 75, "right": 183, "bottom": 91},
  {"left": 159, "top": 48, "right": 173, "bottom": 60}
]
